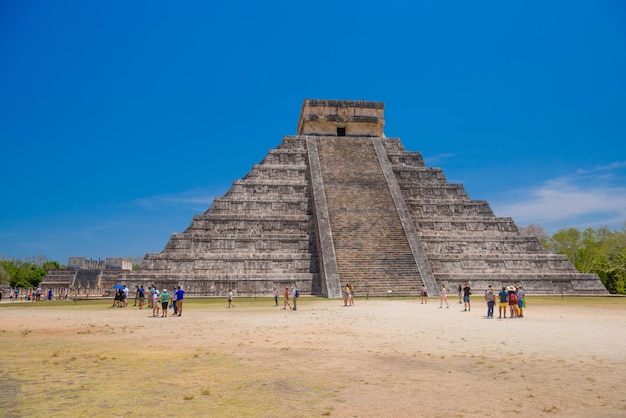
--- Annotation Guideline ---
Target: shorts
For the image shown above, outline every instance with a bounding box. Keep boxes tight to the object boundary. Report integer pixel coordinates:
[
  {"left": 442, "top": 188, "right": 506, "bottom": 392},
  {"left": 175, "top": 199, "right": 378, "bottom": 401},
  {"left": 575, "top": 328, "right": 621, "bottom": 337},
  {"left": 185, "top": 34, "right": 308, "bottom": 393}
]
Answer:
[
  {"left": 518, "top": 300, "right": 524, "bottom": 308},
  {"left": 162, "top": 302, "right": 168, "bottom": 310},
  {"left": 463, "top": 295, "right": 470, "bottom": 303},
  {"left": 499, "top": 302, "right": 507, "bottom": 308}
]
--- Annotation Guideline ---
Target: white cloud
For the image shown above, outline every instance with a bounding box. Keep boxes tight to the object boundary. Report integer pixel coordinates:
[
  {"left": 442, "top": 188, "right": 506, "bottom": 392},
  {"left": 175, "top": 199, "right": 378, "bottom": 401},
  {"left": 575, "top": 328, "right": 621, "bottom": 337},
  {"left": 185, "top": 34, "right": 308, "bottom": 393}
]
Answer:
[
  {"left": 424, "top": 153, "right": 455, "bottom": 166},
  {"left": 132, "top": 187, "right": 224, "bottom": 211},
  {"left": 492, "top": 162, "right": 626, "bottom": 232}
]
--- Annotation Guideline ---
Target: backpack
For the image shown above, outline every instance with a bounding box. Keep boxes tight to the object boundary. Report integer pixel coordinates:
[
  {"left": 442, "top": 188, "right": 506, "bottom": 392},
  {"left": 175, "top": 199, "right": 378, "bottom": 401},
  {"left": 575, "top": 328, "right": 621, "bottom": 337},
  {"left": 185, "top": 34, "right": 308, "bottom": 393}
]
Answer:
[{"left": 295, "top": 289, "right": 300, "bottom": 298}]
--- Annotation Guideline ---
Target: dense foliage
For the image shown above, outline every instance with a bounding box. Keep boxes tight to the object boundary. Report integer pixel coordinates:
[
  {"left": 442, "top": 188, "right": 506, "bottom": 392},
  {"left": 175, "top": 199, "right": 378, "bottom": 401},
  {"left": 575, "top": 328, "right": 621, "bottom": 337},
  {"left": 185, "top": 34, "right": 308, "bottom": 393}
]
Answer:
[
  {"left": 2, "top": 225, "right": 625, "bottom": 293},
  {"left": 520, "top": 223, "right": 626, "bottom": 294},
  {"left": 0, "top": 256, "right": 60, "bottom": 289}
]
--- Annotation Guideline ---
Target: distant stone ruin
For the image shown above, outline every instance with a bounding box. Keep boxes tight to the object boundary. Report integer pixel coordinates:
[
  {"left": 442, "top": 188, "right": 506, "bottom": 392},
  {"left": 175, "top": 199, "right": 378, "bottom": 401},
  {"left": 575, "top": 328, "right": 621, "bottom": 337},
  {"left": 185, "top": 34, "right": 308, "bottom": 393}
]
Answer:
[
  {"left": 41, "top": 257, "right": 133, "bottom": 297},
  {"left": 42, "top": 99, "right": 608, "bottom": 297}
]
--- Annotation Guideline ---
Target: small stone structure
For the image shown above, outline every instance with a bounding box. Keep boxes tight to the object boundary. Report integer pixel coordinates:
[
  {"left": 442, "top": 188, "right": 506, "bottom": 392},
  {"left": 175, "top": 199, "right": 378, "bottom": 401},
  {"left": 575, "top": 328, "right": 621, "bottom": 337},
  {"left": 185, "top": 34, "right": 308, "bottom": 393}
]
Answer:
[
  {"left": 42, "top": 99, "right": 608, "bottom": 297},
  {"left": 41, "top": 257, "right": 133, "bottom": 297}
]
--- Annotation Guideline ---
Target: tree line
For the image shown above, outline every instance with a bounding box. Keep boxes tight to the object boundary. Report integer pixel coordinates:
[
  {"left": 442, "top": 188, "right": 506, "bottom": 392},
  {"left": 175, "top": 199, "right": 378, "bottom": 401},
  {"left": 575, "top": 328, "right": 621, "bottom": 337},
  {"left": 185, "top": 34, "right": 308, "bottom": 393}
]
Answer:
[
  {"left": 1, "top": 225, "right": 625, "bottom": 293},
  {"left": 519, "top": 224, "right": 626, "bottom": 294},
  {"left": 0, "top": 257, "right": 60, "bottom": 289}
]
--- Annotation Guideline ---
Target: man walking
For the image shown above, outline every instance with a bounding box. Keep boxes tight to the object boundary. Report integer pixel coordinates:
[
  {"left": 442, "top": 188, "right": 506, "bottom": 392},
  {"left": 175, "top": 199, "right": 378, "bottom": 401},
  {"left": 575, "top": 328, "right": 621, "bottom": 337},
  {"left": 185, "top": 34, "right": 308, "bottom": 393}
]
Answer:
[{"left": 175, "top": 286, "right": 185, "bottom": 316}]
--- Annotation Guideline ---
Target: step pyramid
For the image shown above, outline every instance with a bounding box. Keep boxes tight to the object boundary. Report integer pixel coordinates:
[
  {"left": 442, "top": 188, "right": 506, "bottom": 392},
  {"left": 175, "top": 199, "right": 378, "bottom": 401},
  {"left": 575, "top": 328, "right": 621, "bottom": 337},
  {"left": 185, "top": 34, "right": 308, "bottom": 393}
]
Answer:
[{"left": 120, "top": 99, "right": 607, "bottom": 297}]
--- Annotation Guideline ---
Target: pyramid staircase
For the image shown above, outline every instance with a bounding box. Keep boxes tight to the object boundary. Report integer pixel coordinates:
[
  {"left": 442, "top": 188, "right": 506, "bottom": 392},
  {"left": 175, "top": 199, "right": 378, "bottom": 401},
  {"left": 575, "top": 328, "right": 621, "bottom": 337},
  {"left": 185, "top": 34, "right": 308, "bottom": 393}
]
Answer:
[{"left": 311, "top": 136, "right": 425, "bottom": 296}]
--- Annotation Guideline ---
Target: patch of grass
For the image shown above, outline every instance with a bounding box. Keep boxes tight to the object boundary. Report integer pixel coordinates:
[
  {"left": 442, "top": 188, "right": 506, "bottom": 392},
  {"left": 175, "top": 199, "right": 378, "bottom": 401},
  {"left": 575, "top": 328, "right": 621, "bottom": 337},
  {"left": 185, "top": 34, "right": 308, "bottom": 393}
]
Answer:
[{"left": 543, "top": 405, "right": 560, "bottom": 413}]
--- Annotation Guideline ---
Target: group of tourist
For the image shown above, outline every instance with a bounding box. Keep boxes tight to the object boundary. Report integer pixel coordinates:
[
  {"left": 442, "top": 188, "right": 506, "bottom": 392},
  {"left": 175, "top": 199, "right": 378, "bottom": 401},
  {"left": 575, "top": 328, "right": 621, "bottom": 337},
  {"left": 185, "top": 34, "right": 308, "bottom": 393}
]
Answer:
[
  {"left": 273, "top": 286, "right": 300, "bottom": 310},
  {"left": 112, "top": 286, "right": 129, "bottom": 307},
  {"left": 138, "top": 285, "right": 185, "bottom": 318},
  {"left": 489, "top": 285, "right": 525, "bottom": 319},
  {"left": 1, "top": 287, "right": 73, "bottom": 302},
  {"left": 437, "top": 282, "right": 526, "bottom": 318},
  {"left": 109, "top": 284, "right": 185, "bottom": 318}
]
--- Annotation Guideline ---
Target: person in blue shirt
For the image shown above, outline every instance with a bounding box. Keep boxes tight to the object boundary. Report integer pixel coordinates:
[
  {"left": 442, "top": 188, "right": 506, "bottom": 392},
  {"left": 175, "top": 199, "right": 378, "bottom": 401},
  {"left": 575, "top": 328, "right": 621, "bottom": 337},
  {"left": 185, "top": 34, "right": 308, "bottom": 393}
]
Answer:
[
  {"left": 498, "top": 287, "right": 509, "bottom": 318},
  {"left": 175, "top": 286, "right": 185, "bottom": 316}
]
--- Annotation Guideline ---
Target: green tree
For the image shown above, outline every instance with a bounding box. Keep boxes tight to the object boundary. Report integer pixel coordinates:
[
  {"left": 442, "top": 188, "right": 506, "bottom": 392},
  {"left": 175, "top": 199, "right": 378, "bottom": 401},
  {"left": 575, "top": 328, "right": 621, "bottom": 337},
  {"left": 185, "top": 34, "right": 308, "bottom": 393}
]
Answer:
[
  {"left": 547, "top": 224, "right": 626, "bottom": 294},
  {"left": 0, "top": 259, "right": 49, "bottom": 288},
  {"left": 602, "top": 225, "right": 626, "bottom": 294},
  {"left": 546, "top": 228, "right": 581, "bottom": 262}
]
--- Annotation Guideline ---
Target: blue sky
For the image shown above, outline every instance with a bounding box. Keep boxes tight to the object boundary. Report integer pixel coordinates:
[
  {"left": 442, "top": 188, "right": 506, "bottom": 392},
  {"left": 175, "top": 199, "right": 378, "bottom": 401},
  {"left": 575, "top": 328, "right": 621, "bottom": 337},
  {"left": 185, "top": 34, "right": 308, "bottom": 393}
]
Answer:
[{"left": 1, "top": 0, "right": 625, "bottom": 264}]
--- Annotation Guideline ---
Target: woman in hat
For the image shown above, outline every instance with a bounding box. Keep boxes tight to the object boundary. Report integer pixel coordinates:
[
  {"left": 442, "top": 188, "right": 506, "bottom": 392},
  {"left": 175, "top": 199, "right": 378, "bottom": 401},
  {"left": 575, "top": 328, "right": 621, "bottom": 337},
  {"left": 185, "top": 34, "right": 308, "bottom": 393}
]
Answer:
[
  {"left": 507, "top": 286, "right": 518, "bottom": 318},
  {"left": 160, "top": 289, "right": 171, "bottom": 317}
]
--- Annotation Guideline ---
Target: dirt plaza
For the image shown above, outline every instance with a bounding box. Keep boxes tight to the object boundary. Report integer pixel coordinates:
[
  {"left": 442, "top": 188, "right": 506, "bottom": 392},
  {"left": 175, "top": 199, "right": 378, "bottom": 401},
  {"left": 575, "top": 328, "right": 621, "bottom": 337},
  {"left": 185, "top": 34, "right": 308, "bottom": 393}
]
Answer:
[{"left": 1, "top": 296, "right": 625, "bottom": 417}]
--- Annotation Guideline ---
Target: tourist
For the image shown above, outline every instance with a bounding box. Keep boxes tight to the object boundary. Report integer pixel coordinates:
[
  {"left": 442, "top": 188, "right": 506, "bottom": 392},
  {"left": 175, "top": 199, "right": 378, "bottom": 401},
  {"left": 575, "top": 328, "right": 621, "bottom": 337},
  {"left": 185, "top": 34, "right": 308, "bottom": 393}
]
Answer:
[
  {"left": 347, "top": 284, "right": 354, "bottom": 306},
  {"left": 14, "top": 288, "right": 19, "bottom": 302},
  {"left": 292, "top": 286, "right": 299, "bottom": 311},
  {"left": 148, "top": 286, "right": 156, "bottom": 309},
  {"left": 273, "top": 287, "right": 279, "bottom": 306},
  {"left": 112, "top": 289, "right": 117, "bottom": 307},
  {"left": 123, "top": 285, "right": 129, "bottom": 307},
  {"left": 462, "top": 282, "right": 471, "bottom": 311},
  {"left": 175, "top": 286, "right": 185, "bottom": 316},
  {"left": 342, "top": 285, "right": 349, "bottom": 306},
  {"left": 160, "top": 289, "right": 171, "bottom": 317},
  {"left": 47, "top": 288, "right": 53, "bottom": 301},
  {"left": 283, "top": 286, "right": 292, "bottom": 310},
  {"left": 0, "top": 288, "right": 3, "bottom": 302},
  {"left": 508, "top": 286, "right": 518, "bottom": 318},
  {"left": 421, "top": 285, "right": 428, "bottom": 304},
  {"left": 484, "top": 286, "right": 495, "bottom": 318},
  {"left": 439, "top": 284, "right": 449, "bottom": 308},
  {"left": 227, "top": 289, "right": 235, "bottom": 308},
  {"left": 517, "top": 286, "right": 525, "bottom": 318},
  {"left": 134, "top": 286, "right": 139, "bottom": 306},
  {"left": 457, "top": 284, "right": 463, "bottom": 304},
  {"left": 498, "top": 287, "right": 508, "bottom": 318},
  {"left": 138, "top": 286, "right": 145, "bottom": 309},
  {"left": 152, "top": 290, "right": 160, "bottom": 317},
  {"left": 171, "top": 288, "right": 178, "bottom": 315}
]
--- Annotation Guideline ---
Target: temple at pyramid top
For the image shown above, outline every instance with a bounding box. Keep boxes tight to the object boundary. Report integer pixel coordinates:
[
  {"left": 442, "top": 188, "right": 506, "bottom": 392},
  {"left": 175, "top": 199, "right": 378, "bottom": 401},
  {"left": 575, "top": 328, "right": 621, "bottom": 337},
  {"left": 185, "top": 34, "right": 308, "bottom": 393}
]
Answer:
[{"left": 297, "top": 99, "right": 385, "bottom": 137}]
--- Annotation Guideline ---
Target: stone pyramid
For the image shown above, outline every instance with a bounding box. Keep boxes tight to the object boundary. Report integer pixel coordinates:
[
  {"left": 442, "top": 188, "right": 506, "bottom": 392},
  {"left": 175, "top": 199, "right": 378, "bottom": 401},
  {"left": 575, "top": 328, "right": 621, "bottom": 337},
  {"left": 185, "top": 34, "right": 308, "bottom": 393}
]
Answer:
[{"left": 125, "top": 99, "right": 607, "bottom": 297}]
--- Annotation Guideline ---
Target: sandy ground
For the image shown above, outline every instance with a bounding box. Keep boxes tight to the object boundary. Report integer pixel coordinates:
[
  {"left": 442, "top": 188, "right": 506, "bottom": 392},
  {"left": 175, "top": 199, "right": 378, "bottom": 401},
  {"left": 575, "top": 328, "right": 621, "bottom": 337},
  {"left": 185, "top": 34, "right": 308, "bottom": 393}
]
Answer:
[{"left": 1, "top": 296, "right": 625, "bottom": 417}]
